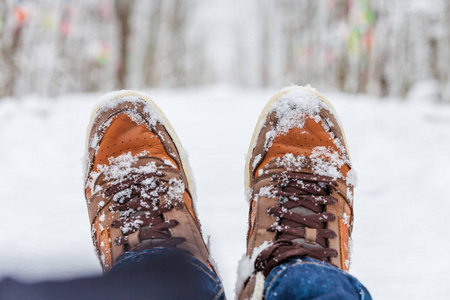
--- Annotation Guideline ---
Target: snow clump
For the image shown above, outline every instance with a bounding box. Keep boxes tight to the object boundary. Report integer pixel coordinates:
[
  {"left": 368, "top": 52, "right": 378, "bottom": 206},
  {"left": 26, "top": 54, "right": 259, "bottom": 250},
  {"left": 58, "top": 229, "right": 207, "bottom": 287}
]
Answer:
[
  {"left": 86, "top": 151, "right": 159, "bottom": 193},
  {"left": 234, "top": 241, "right": 273, "bottom": 298},
  {"left": 263, "top": 89, "right": 337, "bottom": 150}
]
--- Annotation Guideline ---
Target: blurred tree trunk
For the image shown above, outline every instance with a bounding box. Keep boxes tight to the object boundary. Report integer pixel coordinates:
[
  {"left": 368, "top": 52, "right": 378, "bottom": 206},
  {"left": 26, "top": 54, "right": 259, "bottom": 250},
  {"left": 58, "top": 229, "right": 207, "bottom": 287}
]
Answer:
[
  {"left": 1, "top": 26, "right": 22, "bottom": 97},
  {"left": 337, "top": 0, "right": 351, "bottom": 91},
  {"left": 280, "top": 0, "right": 296, "bottom": 82},
  {"left": 143, "top": 0, "right": 163, "bottom": 87},
  {"left": 114, "top": 0, "right": 135, "bottom": 89},
  {"left": 444, "top": 1, "right": 450, "bottom": 102},
  {"left": 0, "top": 1, "right": 23, "bottom": 98},
  {"left": 167, "top": 0, "right": 187, "bottom": 86},
  {"left": 259, "top": 0, "right": 270, "bottom": 87}
]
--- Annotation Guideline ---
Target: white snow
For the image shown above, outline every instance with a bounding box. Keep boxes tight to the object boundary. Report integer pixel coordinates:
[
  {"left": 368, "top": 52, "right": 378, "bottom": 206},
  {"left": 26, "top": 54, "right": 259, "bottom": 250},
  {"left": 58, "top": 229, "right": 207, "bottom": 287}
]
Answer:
[
  {"left": 271, "top": 90, "right": 325, "bottom": 133},
  {"left": 310, "top": 147, "right": 345, "bottom": 180},
  {"left": 163, "top": 159, "right": 176, "bottom": 168},
  {"left": 274, "top": 147, "right": 346, "bottom": 180},
  {"left": 255, "top": 186, "right": 277, "bottom": 200},
  {"left": 0, "top": 86, "right": 449, "bottom": 299},
  {"left": 164, "top": 178, "right": 185, "bottom": 205},
  {"left": 252, "top": 154, "right": 262, "bottom": 169},
  {"left": 275, "top": 153, "right": 307, "bottom": 171},
  {"left": 346, "top": 169, "right": 358, "bottom": 187},
  {"left": 89, "top": 153, "right": 159, "bottom": 192},
  {"left": 96, "top": 91, "right": 161, "bottom": 128},
  {"left": 234, "top": 241, "right": 273, "bottom": 297},
  {"left": 262, "top": 88, "right": 350, "bottom": 166}
]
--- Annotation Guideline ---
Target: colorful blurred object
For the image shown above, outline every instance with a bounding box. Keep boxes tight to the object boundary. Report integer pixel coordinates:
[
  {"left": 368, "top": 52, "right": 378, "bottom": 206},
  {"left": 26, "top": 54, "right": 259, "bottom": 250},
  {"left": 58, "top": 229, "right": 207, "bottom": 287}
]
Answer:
[
  {"left": 348, "top": 29, "right": 361, "bottom": 54},
  {"left": 347, "top": 0, "right": 376, "bottom": 55},
  {"left": 43, "top": 13, "right": 55, "bottom": 30},
  {"left": 98, "top": 1, "right": 113, "bottom": 20},
  {"left": 14, "top": 6, "right": 28, "bottom": 24},
  {"left": 60, "top": 19, "right": 71, "bottom": 36},
  {"left": 97, "top": 42, "right": 111, "bottom": 66}
]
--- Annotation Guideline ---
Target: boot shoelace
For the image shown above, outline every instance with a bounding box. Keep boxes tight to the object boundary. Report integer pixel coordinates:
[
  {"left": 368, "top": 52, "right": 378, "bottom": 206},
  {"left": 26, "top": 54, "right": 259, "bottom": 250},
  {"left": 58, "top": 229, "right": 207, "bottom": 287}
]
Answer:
[
  {"left": 255, "top": 172, "right": 339, "bottom": 276},
  {"left": 103, "top": 171, "right": 185, "bottom": 251}
]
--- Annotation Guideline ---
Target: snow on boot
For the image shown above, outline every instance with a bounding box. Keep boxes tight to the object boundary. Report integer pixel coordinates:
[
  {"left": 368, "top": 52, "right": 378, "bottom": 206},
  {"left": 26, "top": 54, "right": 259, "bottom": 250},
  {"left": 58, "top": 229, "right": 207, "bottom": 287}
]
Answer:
[{"left": 237, "top": 86, "right": 356, "bottom": 299}]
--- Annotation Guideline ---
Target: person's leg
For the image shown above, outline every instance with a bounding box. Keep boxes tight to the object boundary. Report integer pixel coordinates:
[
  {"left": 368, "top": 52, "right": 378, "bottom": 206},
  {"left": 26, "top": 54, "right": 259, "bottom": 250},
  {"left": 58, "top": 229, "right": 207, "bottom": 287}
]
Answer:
[
  {"left": 0, "top": 248, "right": 224, "bottom": 300},
  {"left": 238, "top": 86, "right": 371, "bottom": 299},
  {"left": 264, "top": 257, "right": 370, "bottom": 300}
]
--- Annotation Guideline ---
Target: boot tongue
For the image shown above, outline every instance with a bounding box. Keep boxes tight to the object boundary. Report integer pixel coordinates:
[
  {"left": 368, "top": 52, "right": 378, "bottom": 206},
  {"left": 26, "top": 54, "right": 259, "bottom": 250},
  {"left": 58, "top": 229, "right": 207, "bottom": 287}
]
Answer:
[{"left": 289, "top": 206, "right": 324, "bottom": 251}]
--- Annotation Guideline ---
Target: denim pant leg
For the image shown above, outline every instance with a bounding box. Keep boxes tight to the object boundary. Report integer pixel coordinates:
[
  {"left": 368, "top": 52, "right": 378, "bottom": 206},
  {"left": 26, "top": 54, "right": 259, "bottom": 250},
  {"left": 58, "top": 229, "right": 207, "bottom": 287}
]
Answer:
[
  {"left": 109, "top": 248, "right": 225, "bottom": 299},
  {"left": 0, "top": 248, "right": 225, "bottom": 300},
  {"left": 264, "top": 257, "right": 371, "bottom": 300}
]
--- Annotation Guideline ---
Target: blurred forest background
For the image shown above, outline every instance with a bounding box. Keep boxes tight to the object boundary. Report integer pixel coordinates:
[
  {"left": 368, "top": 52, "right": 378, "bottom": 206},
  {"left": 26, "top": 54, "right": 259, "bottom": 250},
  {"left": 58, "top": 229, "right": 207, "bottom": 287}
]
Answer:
[{"left": 0, "top": 0, "right": 449, "bottom": 102}]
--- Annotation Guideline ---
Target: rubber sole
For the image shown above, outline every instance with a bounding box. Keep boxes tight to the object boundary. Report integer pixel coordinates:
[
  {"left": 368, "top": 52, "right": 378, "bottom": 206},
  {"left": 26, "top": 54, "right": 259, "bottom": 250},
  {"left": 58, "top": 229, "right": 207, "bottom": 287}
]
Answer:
[
  {"left": 244, "top": 86, "right": 351, "bottom": 203},
  {"left": 83, "top": 90, "right": 196, "bottom": 199}
]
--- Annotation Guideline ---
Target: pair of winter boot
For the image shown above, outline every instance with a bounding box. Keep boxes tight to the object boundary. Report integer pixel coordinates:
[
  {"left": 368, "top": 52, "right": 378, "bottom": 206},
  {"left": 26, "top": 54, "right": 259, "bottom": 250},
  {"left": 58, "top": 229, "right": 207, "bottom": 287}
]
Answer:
[{"left": 83, "top": 86, "right": 355, "bottom": 299}]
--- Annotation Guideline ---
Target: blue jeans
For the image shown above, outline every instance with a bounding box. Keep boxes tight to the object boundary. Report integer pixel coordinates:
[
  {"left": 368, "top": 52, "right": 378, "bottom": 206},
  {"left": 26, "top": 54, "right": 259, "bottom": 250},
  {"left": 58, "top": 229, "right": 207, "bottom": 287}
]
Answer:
[
  {"left": 110, "top": 248, "right": 225, "bottom": 299},
  {"left": 264, "top": 257, "right": 371, "bottom": 300},
  {"left": 0, "top": 248, "right": 370, "bottom": 299}
]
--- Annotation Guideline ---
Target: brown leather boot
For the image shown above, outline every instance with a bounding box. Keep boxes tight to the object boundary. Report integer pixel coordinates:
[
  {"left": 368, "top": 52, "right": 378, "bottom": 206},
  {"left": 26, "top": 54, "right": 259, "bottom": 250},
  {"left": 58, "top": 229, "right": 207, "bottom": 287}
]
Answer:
[
  {"left": 238, "top": 86, "right": 356, "bottom": 299},
  {"left": 83, "top": 90, "right": 215, "bottom": 273}
]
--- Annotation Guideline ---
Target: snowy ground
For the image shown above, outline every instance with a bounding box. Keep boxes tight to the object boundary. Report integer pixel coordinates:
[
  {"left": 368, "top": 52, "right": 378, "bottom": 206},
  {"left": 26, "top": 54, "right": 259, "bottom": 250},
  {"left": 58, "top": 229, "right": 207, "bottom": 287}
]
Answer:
[{"left": 0, "top": 86, "right": 449, "bottom": 299}]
